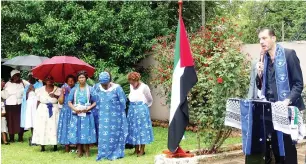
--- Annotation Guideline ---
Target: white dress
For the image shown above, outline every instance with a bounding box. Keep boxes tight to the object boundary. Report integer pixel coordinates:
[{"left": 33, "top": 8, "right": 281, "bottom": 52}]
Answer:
[
  {"left": 32, "top": 86, "right": 61, "bottom": 145},
  {"left": 1, "top": 102, "right": 8, "bottom": 133},
  {"left": 24, "top": 91, "right": 38, "bottom": 130}
]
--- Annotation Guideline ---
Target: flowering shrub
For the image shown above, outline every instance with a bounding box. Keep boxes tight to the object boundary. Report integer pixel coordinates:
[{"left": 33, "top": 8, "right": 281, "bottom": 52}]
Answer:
[{"left": 150, "top": 17, "right": 251, "bottom": 153}]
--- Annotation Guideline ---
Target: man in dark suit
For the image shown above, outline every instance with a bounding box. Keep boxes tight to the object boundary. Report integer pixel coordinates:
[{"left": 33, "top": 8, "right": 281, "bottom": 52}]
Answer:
[{"left": 256, "top": 28, "right": 304, "bottom": 164}]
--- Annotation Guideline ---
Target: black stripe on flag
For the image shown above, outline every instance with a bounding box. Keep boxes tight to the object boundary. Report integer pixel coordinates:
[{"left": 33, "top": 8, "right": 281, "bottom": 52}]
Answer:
[{"left": 168, "top": 66, "right": 198, "bottom": 152}]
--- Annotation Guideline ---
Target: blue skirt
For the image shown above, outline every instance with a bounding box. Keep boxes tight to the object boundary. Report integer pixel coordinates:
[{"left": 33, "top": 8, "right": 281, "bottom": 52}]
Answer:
[
  {"left": 57, "top": 105, "right": 72, "bottom": 145},
  {"left": 68, "top": 112, "right": 97, "bottom": 144},
  {"left": 126, "top": 102, "right": 154, "bottom": 145}
]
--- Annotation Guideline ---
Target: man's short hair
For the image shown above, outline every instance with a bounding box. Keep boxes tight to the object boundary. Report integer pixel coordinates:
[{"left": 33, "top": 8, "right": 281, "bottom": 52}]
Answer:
[{"left": 257, "top": 27, "right": 276, "bottom": 37}]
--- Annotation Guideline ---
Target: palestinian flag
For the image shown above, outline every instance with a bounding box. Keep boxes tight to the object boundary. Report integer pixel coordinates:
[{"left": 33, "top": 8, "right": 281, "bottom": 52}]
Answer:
[{"left": 168, "top": 13, "right": 198, "bottom": 153}]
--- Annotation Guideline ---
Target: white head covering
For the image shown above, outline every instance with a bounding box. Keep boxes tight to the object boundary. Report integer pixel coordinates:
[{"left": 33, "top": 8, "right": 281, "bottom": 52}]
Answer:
[{"left": 10, "top": 70, "right": 20, "bottom": 77}]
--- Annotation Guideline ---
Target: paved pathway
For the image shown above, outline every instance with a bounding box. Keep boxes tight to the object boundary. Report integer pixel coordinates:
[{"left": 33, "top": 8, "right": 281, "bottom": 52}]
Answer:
[{"left": 208, "top": 145, "right": 305, "bottom": 164}]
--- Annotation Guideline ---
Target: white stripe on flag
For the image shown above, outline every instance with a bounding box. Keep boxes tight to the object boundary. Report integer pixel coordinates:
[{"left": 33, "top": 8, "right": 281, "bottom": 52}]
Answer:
[{"left": 169, "top": 59, "right": 185, "bottom": 124}]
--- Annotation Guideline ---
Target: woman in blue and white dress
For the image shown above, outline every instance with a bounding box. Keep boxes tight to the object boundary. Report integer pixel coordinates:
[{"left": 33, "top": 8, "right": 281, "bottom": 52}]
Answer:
[
  {"left": 57, "top": 75, "right": 76, "bottom": 152},
  {"left": 67, "top": 71, "right": 96, "bottom": 157},
  {"left": 126, "top": 72, "right": 153, "bottom": 157},
  {"left": 94, "top": 71, "right": 128, "bottom": 161}
]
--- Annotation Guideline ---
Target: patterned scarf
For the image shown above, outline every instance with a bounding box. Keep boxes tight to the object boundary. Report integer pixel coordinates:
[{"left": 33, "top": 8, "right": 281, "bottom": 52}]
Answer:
[
  {"left": 261, "top": 44, "right": 290, "bottom": 101},
  {"left": 74, "top": 84, "right": 90, "bottom": 105}
]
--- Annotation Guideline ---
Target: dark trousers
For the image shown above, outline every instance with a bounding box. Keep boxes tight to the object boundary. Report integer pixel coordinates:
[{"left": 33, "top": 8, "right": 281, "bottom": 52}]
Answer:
[
  {"left": 264, "top": 131, "right": 297, "bottom": 164},
  {"left": 245, "top": 101, "right": 297, "bottom": 164}
]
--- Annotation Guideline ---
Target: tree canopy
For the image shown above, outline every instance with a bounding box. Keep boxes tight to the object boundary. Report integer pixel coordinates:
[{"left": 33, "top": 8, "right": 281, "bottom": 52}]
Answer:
[
  {"left": 1, "top": 1, "right": 218, "bottom": 72},
  {"left": 224, "top": 1, "right": 306, "bottom": 43}
]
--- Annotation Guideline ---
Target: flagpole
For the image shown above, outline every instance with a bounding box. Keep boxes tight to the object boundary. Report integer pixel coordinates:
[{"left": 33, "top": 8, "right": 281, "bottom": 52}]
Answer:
[{"left": 178, "top": 0, "right": 182, "bottom": 19}]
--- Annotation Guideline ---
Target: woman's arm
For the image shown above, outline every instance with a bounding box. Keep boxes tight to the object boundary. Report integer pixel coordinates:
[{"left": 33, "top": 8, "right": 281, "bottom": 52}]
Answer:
[
  {"left": 143, "top": 84, "right": 153, "bottom": 107},
  {"left": 58, "top": 88, "right": 65, "bottom": 105},
  {"left": 117, "top": 86, "right": 127, "bottom": 110},
  {"left": 58, "top": 94, "right": 64, "bottom": 105}
]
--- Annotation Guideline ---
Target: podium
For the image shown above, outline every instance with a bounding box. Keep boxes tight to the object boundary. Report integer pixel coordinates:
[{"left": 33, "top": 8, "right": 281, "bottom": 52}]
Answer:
[{"left": 225, "top": 98, "right": 305, "bottom": 164}]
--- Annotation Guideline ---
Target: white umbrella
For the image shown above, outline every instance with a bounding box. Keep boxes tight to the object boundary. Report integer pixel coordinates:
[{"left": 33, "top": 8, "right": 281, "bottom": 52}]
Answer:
[{"left": 3, "top": 55, "right": 49, "bottom": 70}]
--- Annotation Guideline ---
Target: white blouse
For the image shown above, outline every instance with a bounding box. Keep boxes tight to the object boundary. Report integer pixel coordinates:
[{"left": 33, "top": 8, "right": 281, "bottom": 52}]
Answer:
[
  {"left": 128, "top": 83, "right": 153, "bottom": 107},
  {"left": 1, "top": 80, "right": 29, "bottom": 105}
]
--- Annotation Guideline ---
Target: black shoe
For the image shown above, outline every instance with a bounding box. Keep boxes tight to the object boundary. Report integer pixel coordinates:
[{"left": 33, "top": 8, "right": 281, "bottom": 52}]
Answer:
[
  {"left": 4, "top": 142, "right": 10, "bottom": 145},
  {"left": 41, "top": 146, "right": 45, "bottom": 152},
  {"left": 125, "top": 144, "right": 135, "bottom": 149},
  {"left": 53, "top": 145, "right": 58, "bottom": 151}
]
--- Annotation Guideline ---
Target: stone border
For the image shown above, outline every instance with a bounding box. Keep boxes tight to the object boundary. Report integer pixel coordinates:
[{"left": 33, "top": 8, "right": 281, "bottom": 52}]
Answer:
[{"left": 154, "top": 139, "right": 306, "bottom": 164}]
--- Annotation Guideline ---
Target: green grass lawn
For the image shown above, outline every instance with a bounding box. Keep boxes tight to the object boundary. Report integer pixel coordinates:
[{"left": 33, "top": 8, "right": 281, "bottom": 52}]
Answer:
[{"left": 1, "top": 127, "right": 241, "bottom": 164}]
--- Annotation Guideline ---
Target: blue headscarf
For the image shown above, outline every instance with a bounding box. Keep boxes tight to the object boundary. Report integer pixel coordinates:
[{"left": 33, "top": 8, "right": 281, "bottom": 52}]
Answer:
[{"left": 99, "top": 72, "right": 110, "bottom": 84}]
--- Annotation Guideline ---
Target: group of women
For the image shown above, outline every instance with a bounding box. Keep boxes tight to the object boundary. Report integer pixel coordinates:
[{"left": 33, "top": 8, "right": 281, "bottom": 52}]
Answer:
[{"left": 1, "top": 69, "right": 154, "bottom": 161}]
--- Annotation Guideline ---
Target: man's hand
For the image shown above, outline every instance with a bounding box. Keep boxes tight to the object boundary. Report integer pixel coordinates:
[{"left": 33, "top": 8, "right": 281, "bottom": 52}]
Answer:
[
  {"left": 256, "top": 62, "right": 264, "bottom": 77},
  {"left": 283, "top": 99, "right": 291, "bottom": 106},
  {"left": 257, "top": 48, "right": 266, "bottom": 78}
]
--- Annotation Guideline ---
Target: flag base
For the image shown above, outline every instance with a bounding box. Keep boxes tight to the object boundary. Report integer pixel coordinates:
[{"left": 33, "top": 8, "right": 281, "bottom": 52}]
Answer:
[{"left": 162, "top": 146, "right": 194, "bottom": 158}]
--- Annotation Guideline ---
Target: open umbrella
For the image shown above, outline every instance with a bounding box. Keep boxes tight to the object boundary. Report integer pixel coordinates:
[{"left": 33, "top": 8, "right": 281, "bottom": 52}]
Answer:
[
  {"left": 32, "top": 56, "right": 95, "bottom": 83},
  {"left": 3, "top": 55, "right": 49, "bottom": 70}
]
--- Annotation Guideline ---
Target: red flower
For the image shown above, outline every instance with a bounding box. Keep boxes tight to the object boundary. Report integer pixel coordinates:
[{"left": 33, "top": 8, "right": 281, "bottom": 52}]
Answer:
[
  {"left": 204, "top": 63, "right": 209, "bottom": 67},
  {"left": 204, "top": 71, "right": 209, "bottom": 75},
  {"left": 217, "top": 77, "right": 223, "bottom": 84},
  {"left": 221, "top": 17, "right": 225, "bottom": 23}
]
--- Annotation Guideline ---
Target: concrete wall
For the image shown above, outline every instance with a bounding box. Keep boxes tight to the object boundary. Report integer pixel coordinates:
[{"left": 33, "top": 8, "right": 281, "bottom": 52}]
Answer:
[{"left": 141, "top": 41, "right": 306, "bottom": 121}]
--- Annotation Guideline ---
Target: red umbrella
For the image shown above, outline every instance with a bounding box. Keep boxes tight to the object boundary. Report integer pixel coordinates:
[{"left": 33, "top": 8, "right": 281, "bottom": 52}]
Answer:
[{"left": 32, "top": 56, "right": 95, "bottom": 83}]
